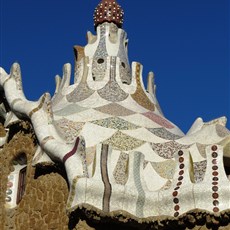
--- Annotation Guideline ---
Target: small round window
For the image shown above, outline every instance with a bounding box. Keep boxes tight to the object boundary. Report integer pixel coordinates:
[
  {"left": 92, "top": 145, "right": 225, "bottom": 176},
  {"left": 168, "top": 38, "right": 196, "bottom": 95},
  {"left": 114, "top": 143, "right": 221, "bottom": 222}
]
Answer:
[
  {"left": 121, "top": 62, "right": 126, "bottom": 68},
  {"left": 97, "top": 58, "right": 104, "bottom": 64}
]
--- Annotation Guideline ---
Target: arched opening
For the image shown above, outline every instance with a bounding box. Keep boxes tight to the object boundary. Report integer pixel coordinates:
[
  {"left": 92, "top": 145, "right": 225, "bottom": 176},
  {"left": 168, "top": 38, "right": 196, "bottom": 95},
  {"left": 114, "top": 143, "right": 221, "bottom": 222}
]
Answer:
[
  {"left": 223, "top": 141, "right": 230, "bottom": 180},
  {"left": 97, "top": 58, "right": 105, "bottom": 64},
  {"left": 223, "top": 156, "right": 230, "bottom": 180}
]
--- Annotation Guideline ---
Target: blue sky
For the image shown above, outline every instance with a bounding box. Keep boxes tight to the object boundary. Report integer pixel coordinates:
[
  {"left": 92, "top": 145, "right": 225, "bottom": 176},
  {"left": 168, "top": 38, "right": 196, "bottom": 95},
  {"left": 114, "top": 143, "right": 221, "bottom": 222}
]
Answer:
[{"left": 0, "top": 0, "right": 229, "bottom": 132}]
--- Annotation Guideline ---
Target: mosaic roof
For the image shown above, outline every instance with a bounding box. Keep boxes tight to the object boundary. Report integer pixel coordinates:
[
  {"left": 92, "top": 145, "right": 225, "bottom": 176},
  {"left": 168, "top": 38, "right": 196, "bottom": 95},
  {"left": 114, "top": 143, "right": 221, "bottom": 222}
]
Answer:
[{"left": 0, "top": 0, "right": 230, "bottom": 228}]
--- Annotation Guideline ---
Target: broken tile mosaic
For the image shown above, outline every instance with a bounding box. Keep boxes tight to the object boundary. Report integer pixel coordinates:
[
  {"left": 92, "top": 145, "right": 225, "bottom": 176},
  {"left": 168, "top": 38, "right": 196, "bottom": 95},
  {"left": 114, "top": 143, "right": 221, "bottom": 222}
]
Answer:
[
  {"left": 151, "top": 160, "right": 176, "bottom": 179},
  {"left": 94, "top": 103, "right": 135, "bottom": 116},
  {"left": 97, "top": 57, "right": 129, "bottom": 102},
  {"left": 131, "top": 64, "right": 155, "bottom": 111},
  {"left": 90, "top": 117, "right": 140, "bottom": 130},
  {"left": 148, "top": 128, "right": 182, "bottom": 140},
  {"left": 113, "top": 152, "right": 129, "bottom": 185},
  {"left": 55, "top": 118, "right": 85, "bottom": 143},
  {"left": 151, "top": 141, "right": 189, "bottom": 159},
  {"left": 103, "top": 131, "right": 145, "bottom": 151},
  {"left": 143, "top": 112, "right": 174, "bottom": 129}
]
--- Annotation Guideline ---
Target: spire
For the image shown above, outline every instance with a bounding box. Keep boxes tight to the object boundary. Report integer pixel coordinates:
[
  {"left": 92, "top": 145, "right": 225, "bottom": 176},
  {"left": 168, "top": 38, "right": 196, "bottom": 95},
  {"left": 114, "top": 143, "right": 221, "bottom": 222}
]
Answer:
[{"left": 93, "top": 0, "right": 124, "bottom": 29}]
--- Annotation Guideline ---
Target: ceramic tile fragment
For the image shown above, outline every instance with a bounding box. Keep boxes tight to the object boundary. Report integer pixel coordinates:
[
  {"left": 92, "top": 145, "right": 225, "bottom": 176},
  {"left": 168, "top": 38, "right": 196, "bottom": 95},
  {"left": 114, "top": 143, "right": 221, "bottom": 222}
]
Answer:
[
  {"left": 113, "top": 152, "right": 129, "bottom": 185},
  {"left": 151, "top": 141, "right": 189, "bottom": 159},
  {"left": 151, "top": 160, "right": 176, "bottom": 179},
  {"left": 55, "top": 118, "right": 85, "bottom": 143},
  {"left": 148, "top": 127, "right": 182, "bottom": 140},
  {"left": 104, "top": 131, "right": 145, "bottom": 151},
  {"left": 91, "top": 117, "right": 140, "bottom": 130},
  {"left": 216, "top": 124, "right": 230, "bottom": 137},
  {"left": 94, "top": 103, "right": 135, "bottom": 116},
  {"left": 131, "top": 63, "right": 155, "bottom": 111},
  {"left": 97, "top": 57, "right": 129, "bottom": 102},
  {"left": 54, "top": 104, "right": 88, "bottom": 116},
  {"left": 193, "top": 160, "right": 207, "bottom": 183},
  {"left": 143, "top": 112, "right": 174, "bottom": 129}
]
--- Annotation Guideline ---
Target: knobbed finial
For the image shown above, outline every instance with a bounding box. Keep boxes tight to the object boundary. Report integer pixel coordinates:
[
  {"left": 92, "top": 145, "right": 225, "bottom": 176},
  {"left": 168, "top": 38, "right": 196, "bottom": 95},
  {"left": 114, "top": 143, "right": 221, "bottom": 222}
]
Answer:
[{"left": 93, "top": 0, "right": 124, "bottom": 29}]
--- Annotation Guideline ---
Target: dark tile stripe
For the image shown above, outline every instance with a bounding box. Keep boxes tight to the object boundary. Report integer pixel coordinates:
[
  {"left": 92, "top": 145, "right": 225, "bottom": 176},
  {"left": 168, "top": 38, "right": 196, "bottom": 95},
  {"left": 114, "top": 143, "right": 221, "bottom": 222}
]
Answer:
[
  {"left": 63, "top": 137, "right": 80, "bottom": 163},
  {"left": 100, "top": 144, "right": 112, "bottom": 213},
  {"left": 29, "top": 95, "right": 46, "bottom": 118}
]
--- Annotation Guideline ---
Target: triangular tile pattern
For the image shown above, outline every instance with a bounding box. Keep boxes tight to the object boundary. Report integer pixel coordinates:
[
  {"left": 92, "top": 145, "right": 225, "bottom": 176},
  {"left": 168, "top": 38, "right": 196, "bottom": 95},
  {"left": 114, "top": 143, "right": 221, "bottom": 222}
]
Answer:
[
  {"left": 66, "top": 82, "right": 95, "bottom": 103},
  {"left": 91, "top": 117, "right": 140, "bottom": 130},
  {"left": 151, "top": 141, "right": 189, "bottom": 159},
  {"left": 54, "top": 118, "right": 85, "bottom": 143},
  {"left": 66, "top": 56, "right": 94, "bottom": 103},
  {"left": 94, "top": 103, "right": 135, "bottom": 116},
  {"left": 151, "top": 160, "right": 176, "bottom": 179},
  {"left": 104, "top": 131, "right": 145, "bottom": 151},
  {"left": 54, "top": 104, "right": 89, "bottom": 116},
  {"left": 143, "top": 112, "right": 174, "bottom": 129},
  {"left": 148, "top": 127, "right": 182, "bottom": 140}
]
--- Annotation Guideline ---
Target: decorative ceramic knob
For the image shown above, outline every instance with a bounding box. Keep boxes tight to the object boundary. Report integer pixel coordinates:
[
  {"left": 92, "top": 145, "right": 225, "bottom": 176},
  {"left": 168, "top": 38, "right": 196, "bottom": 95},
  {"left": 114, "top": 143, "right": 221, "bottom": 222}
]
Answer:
[
  {"left": 6, "top": 189, "right": 12, "bottom": 195},
  {"left": 7, "top": 181, "right": 13, "bottom": 188},
  {"left": 5, "top": 196, "right": 12, "bottom": 202},
  {"left": 93, "top": 0, "right": 124, "bottom": 29}
]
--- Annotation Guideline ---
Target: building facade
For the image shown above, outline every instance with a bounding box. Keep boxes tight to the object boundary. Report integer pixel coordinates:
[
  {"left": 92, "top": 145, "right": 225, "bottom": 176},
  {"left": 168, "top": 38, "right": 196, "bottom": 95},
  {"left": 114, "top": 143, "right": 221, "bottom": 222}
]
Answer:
[{"left": 0, "top": 0, "right": 230, "bottom": 229}]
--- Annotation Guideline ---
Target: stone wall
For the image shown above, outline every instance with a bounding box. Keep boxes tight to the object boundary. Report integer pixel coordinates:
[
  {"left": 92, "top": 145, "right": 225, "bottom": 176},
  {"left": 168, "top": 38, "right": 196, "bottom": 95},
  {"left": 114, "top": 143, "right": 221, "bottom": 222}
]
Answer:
[{"left": 0, "top": 132, "right": 70, "bottom": 230}]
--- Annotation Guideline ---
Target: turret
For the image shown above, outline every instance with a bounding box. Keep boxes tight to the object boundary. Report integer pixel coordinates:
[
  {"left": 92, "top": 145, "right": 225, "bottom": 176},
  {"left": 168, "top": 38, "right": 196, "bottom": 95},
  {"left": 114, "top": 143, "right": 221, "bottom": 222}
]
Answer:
[{"left": 74, "top": 0, "right": 131, "bottom": 85}]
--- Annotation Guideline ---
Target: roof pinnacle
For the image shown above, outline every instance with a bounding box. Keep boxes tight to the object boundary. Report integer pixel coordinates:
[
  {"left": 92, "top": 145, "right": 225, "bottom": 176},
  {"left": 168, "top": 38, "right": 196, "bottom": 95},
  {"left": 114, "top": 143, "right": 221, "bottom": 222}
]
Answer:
[{"left": 93, "top": 0, "right": 124, "bottom": 29}]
